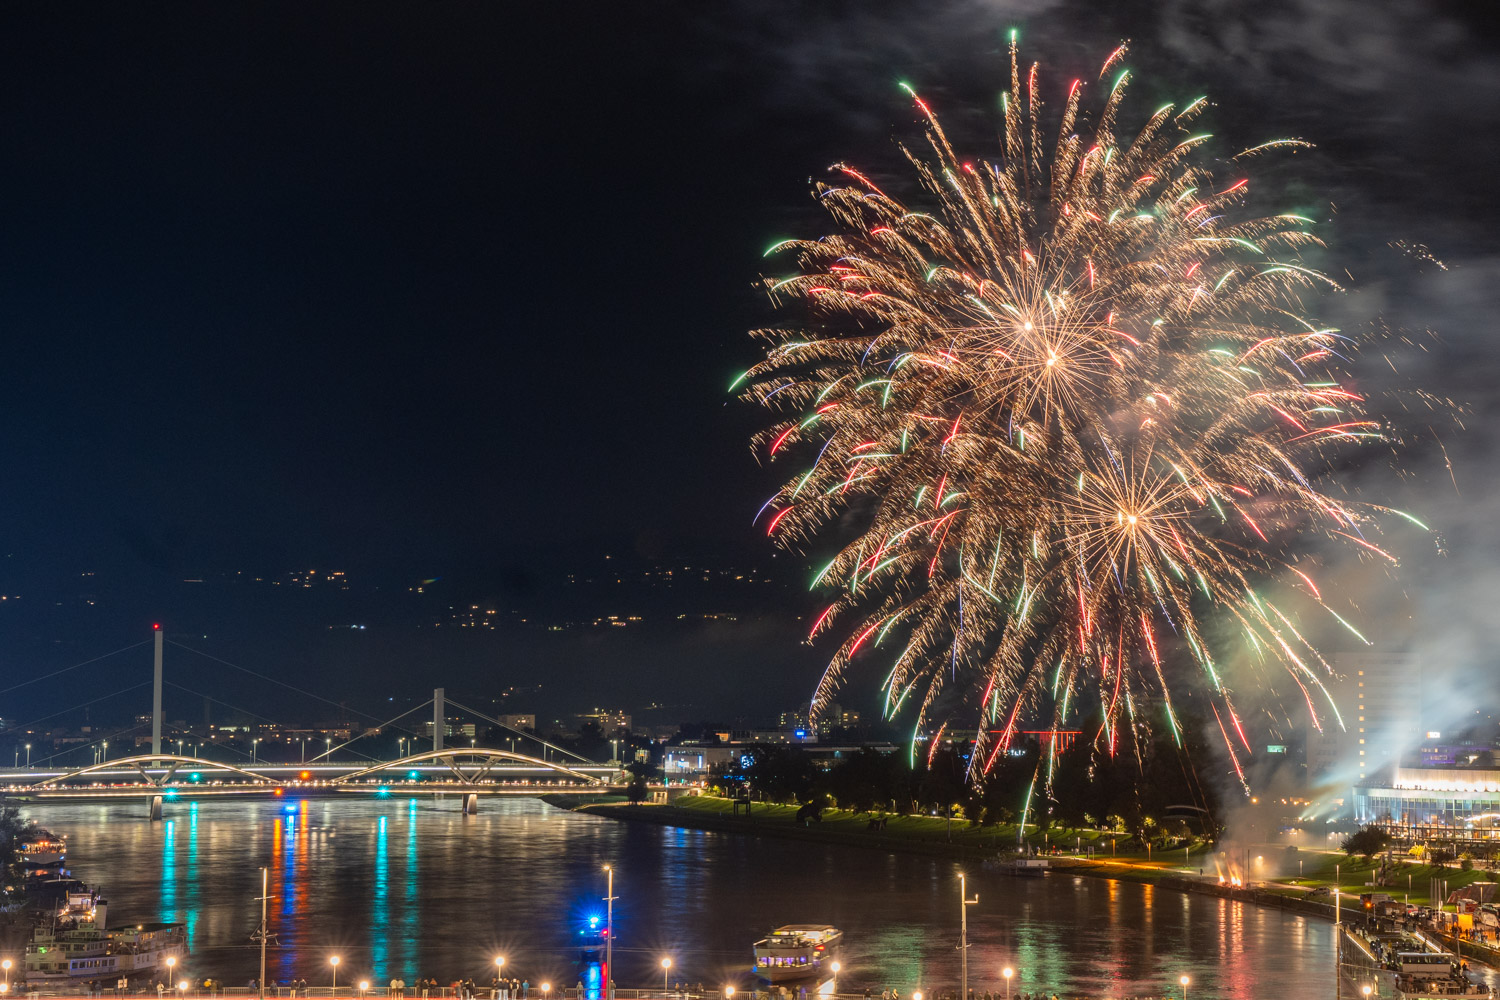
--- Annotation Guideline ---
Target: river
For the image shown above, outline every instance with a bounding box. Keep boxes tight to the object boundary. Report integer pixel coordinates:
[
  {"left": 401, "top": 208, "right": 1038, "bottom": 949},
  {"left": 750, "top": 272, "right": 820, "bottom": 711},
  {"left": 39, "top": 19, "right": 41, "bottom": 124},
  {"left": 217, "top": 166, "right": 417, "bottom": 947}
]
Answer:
[{"left": 20, "top": 797, "right": 1340, "bottom": 998}]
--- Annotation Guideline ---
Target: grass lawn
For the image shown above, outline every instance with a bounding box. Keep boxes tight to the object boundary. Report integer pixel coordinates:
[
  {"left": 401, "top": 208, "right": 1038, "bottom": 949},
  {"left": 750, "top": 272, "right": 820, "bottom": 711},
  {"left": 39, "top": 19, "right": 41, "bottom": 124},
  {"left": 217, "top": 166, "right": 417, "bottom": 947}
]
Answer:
[{"left": 602, "top": 795, "right": 1496, "bottom": 909}]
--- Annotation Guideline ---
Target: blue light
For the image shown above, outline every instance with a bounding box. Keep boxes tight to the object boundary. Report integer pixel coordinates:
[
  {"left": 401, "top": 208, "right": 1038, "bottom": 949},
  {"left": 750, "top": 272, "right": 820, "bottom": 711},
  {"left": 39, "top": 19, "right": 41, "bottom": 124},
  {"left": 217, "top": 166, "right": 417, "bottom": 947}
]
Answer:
[
  {"left": 408, "top": 770, "right": 420, "bottom": 779},
  {"left": 794, "top": 730, "right": 806, "bottom": 738},
  {"left": 189, "top": 772, "right": 201, "bottom": 782},
  {"left": 377, "top": 786, "right": 391, "bottom": 796},
  {"left": 589, "top": 915, "right": 599, "bottom": 928},
  {"left": 284, "top": 803, "right": 298, "bottom": 813}
]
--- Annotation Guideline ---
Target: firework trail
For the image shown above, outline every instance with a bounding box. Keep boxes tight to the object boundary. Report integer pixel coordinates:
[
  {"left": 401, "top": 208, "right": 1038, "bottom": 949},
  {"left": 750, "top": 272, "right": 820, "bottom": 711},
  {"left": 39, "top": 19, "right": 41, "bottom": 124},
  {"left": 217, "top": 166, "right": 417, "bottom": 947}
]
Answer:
[{"left": 736, "top": 39, "right": 1426, "bottom": 794}]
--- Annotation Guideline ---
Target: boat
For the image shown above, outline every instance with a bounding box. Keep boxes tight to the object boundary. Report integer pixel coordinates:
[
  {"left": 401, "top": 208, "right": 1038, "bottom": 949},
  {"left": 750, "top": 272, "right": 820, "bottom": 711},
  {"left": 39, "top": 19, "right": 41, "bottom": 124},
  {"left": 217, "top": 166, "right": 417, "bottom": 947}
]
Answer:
[
  {"left": 753, "top": 925, "right": 842, "bottom": 983},
  {"left": 577, "top": 914, "right": 610, "bottom": 960},
  {"left": 23, "top": 888, "right": 186, "bottom": 981},
  {"left": 1385, "top": 951, "right": 1490, "bottom": 998},
  {"left": 18, "top": 834, "right": 67, "bottom": 869},
  {"left": 981, "top": 857, "right": 1049, "bottom": 877}
]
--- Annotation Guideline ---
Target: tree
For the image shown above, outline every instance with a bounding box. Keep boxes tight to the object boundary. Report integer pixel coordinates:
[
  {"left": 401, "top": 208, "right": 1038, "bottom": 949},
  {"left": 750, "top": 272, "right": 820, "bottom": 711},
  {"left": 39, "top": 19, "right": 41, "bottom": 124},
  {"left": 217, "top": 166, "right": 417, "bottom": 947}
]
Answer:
[
  {"left": 745, "top": 747, "right": 817, "bottom": 804},
  {"left": 1341, "top": 826, "right": 1392, "bottom": 860},
  {"left": 825, "top": 748, "right": 904, "bottom": 813}
]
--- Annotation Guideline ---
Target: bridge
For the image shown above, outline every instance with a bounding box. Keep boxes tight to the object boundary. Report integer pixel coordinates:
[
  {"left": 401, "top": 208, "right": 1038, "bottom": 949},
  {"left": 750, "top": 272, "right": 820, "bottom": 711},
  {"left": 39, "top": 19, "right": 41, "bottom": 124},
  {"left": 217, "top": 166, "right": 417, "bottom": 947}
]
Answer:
[
  {"left": 0, "top": 748, "right": 622, "bottom": 817},
  {"left": 1, "top": 629, "right": 631, "bottom": 818}
]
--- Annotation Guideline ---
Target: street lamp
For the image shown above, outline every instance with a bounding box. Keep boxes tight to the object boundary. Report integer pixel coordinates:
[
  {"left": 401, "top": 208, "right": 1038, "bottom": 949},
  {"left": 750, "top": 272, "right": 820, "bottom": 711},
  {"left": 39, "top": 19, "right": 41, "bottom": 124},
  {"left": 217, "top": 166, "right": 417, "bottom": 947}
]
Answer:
[
  {"left": 724, "top": 990, "right": 734, "bottom": 1000},
  {"left": 1178, "top": 975, "right": 1189, "bottom": 1000},
  {"left": 1002, "top": 969, "right": 1013, "bottom": 999},
  {"left": 603, "top": 865, "right": 617, "bottom": 1000},
  {"left": 252, "top": 739, "right": 260, "bottom": 764},
  {"left": 2, "top": 958, "right": 11, "bottom": 990},
  {"left": 1362, "top": 987, "right": 1372, "bottom": 999},
  {"left": 359, "top": 984, "right": 370, "bottom": 999},
  {"left": 166, "top": 957, "right": 177, "bottom": 983},
  {"left": 661, "top": 959, "right": 672, "bottom": 993},
  {"left": 24, "top": 744, "right": 30, "bottom": 767},
  {"left": 102, "top": 740, "right": 109, "bottom": 762},
  {"left": 830, "top": 962, "right": 840, "bottom": 994},
  {"left": 330, "top": 955, "right": 341, "bottom": 991},
  {"left": 541, "top": 985, "right": 551, "bottom": 1000}
]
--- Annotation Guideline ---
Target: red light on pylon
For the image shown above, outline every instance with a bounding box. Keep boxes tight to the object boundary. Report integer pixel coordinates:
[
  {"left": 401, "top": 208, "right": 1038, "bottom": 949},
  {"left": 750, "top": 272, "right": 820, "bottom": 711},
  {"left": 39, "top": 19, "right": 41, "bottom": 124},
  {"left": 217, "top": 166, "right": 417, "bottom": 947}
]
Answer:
[{"left": 153, "top": 623, "right": 161, "bottom": 630}]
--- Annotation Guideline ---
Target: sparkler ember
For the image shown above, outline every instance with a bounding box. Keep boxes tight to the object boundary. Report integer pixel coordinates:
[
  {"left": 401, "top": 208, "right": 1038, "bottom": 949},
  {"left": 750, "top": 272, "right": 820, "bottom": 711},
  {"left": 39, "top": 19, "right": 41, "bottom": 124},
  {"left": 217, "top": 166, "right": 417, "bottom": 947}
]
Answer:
[{"left": 738, "top": 41, "right": 1423, "bottom": 791}]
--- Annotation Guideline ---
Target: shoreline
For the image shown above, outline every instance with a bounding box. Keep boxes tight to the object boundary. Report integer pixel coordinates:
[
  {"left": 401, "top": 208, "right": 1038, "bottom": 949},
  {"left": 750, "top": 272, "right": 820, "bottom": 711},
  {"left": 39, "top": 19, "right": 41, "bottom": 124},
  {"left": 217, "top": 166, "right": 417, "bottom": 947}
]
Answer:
[{"left": 554, "top": 797, "right": 1347, "bottom": 926}]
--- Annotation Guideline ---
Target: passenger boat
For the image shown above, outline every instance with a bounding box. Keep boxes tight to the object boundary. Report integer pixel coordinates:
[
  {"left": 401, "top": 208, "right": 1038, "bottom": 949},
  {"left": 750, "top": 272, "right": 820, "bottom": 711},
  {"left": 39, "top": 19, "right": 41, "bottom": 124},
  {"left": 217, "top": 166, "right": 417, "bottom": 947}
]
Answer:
[
  {"left": 18, "top": 834, "right": 67, "bottom": 868},
  {"left": 753, "top": 925, "right": 842, "bottom": 983},
  {"left": 23, "top": 888, "right": 186, "bottom": 981}
]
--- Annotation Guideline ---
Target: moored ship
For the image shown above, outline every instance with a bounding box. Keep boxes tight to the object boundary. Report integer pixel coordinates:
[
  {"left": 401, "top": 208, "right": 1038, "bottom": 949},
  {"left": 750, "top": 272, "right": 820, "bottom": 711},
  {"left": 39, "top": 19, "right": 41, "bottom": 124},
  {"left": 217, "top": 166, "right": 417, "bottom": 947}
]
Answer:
[
  {"left": 753, "top": 925, "right": 842, "bottom": 984},
  {"left": 24, "top": 888, "right": 186, "bottom": 981}
]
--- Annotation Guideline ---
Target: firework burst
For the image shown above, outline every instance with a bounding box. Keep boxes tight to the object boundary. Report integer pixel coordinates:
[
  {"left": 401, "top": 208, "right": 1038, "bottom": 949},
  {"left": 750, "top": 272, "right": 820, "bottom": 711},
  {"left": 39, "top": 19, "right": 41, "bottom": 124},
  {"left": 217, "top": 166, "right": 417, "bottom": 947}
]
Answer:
[{"left": 737, "top": 40, "right": 1424, "bottom": 796}]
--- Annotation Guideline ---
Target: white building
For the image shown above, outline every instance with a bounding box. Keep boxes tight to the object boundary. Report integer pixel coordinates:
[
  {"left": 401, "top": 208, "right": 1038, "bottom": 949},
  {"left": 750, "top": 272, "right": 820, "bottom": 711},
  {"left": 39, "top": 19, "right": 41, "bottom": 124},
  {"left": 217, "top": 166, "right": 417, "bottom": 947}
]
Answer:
[{"left": 1307, "top": 650, "right": 1421, "bottom": 788}]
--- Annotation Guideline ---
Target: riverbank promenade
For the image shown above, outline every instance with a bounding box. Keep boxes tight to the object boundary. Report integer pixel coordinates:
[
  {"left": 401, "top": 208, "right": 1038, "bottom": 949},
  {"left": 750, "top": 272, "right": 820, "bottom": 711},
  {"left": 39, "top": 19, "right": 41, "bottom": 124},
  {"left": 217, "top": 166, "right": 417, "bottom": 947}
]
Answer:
[{"left": 2, "top": 991, "right": 1182, "bottom": 1000}]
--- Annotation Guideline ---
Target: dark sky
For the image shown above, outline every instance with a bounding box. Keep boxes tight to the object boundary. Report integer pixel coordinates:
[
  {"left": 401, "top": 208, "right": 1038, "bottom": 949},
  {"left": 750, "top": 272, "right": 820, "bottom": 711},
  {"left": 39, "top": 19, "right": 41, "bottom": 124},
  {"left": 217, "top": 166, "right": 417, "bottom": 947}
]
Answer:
[{"left": 1, "top": 2, "right": 1498, "bottom": 732}]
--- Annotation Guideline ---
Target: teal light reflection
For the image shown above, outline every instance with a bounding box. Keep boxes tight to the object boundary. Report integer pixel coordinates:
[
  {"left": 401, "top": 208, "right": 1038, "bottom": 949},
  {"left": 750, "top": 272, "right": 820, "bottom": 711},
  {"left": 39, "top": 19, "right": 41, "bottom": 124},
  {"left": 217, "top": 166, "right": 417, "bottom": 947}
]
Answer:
[
  {"left": 372, "top": 815, "right": 389, "bottom": 978},
  {"left": 161, "top": 818, "right": 177, "bottom": 919},
  {"left": 183, "top": 803, "right": 201, "bottom": 950}
]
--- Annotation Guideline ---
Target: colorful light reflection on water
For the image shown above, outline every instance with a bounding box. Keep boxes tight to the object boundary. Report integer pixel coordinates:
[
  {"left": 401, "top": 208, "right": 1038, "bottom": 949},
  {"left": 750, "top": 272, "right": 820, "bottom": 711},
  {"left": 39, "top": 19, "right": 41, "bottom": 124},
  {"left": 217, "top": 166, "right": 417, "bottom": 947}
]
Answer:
[{"left": 26, "top": 797, "right": 1353, "bottom": 997}]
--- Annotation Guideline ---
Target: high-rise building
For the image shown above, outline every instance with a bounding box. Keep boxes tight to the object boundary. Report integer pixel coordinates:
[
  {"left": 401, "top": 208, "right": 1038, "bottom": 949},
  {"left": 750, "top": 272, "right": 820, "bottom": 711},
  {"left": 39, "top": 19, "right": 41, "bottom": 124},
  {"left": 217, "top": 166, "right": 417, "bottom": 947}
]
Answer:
[{"left": 1306, "top": 650, "right": 1421, "bottom": 788}]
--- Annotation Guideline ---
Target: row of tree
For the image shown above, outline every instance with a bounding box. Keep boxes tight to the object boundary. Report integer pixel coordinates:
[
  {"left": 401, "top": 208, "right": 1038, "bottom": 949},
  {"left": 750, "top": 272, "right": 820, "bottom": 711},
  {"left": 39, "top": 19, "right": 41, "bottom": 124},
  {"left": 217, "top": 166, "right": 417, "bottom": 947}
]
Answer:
[{"left": 710, "top": 718, "right": 1222, "bottom": 842}]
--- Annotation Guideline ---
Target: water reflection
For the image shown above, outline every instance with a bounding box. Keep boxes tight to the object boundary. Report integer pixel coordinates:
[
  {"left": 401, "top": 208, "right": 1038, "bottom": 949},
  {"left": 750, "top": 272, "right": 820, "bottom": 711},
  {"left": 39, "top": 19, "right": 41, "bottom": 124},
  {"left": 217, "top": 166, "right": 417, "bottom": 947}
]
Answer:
[{"left": 25, "top": 798, "right": 1344, "bottom": 997}]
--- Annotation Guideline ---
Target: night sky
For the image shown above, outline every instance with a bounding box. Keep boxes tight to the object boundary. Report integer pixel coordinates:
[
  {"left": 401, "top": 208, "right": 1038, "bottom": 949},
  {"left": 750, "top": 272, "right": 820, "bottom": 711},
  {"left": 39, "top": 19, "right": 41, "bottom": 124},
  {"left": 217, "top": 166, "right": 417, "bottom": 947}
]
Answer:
[{"left": 1, "top": 3, "right": 1498, "bottom": 733}]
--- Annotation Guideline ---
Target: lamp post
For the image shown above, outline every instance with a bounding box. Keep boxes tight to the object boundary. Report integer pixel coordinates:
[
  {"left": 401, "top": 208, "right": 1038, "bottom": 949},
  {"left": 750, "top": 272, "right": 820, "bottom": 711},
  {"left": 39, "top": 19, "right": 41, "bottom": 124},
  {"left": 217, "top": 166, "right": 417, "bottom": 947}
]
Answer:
[
  {"left": 541, "top": 985, "right": 551, "bottom": 1000},
  {"left": 958, "top": 873, "right": 978, "bottom": 1000},
  {"left": 604, "top": 866, "right": 617, "bottom": 1000},
  {"left": 1362, "top": 987, "right": 1372, "bottom": 999},
  {"left": 725, "top": 990, "right": 734, "bottom": 1000},
  {"left": 252, "top": 739, "right": 260, "bottom": 764},
  {"left": 1335, "top": 863, "right": 1343, "bottom": 1000},
  {"left": 359, "top": 984, "right": 370, "bottom": 999},
  {"left": 102, "top": 740, "right": 109, "bottom": 763},
  {"left": 1001, "top": 969, "right": 1013, "bottom": 1000},
  {"left": 24, "top": 744, "right": 30, "bottom": 767},
  {"left": 661, "top": 959, "right": 672, "bottom": 994},
  {"left": 3, "top": 958, "right": 11, "bottom": 991},
  {"left": 166, "top": 956, "right": 177, "bottom": 985},
  {"left": 830, "top": 962, "right": 840, "bottom": 994},
  {"left": 330, "top": 955, "right": 341, "bottom": 992},
  {"left": 1178, "top": 976, "right": 1189, "bottom": 1000}
]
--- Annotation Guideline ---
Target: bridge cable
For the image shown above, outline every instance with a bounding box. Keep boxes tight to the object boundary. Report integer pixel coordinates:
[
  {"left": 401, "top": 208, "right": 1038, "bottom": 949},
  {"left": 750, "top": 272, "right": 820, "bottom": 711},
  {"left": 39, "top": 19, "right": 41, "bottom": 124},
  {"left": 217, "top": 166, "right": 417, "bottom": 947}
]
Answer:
[
  {"left": 444, "top": 696, "right": 594, "bottom": 764},
  {"left": 303, "top": 700, "right": 438, "bottom": 765},
  {"left": 14, "top": 682, "right": 151, "bottom": 767},
  {"left": 162, "top": 680, "right": 386, "bottom": 764},
  {"left": 0, "top": 639, "right": 151, "bottom": 697},
  {"left": 166, "top": 640, "right": 419, "bottom": 733}
]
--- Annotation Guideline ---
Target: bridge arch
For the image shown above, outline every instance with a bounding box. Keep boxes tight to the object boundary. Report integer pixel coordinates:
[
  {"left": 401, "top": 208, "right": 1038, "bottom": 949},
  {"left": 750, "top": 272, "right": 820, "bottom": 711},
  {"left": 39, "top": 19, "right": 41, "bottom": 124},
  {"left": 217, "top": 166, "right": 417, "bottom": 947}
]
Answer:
[
  {"left": 30, "top": 753, "right": 279, "bottom": 788},
  {"left": 332, "top": 747, "right": 607, "bottom": 786}
]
